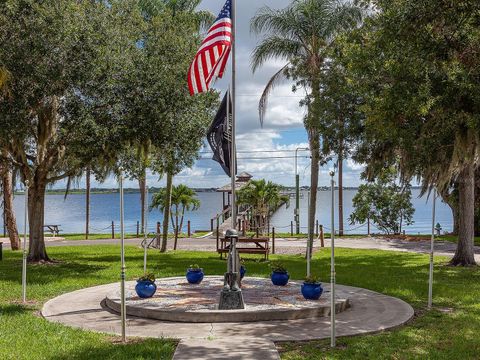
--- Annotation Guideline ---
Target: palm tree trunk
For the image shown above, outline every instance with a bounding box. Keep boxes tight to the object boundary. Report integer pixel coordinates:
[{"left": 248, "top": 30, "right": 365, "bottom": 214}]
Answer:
[
  {"left": 450, "top": 163, "right": 476, "bottom": 266},
  {"left": 179, "top": 207, "right": 185, "bottom": 236},
  {"left": 173, "top": 205, "right": 179, "bottom": 250},
  {"left": 2, "top": 166, "right": 20, "bottom": 250},
  {"left": 139, "top": 172, "right": 146, "bottom": 234},
  {"left": 338, "top": 152, "right": 344, "bottom": 236},
  {"left": 85, "top": 167, "right": 90, "bottom": 240},
  {"left": 161, "top": 172, "right": 173, "bottom": 253}
]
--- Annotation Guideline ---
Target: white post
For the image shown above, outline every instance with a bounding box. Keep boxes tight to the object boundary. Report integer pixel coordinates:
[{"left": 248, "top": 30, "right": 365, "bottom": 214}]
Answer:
[
  {"left": 330, "top": 171, "right": 336, "bottom": 348},
  {"left": 22, "top": 181, "right": 29, "bottom": 303},
  {"left": 230, "top": 0, "right": 237, "bottom": 231},
  {"left": 143, "top": 185, "right": 149, "bottom": 274},
  {"left": 306, "top": 189, "right": 311, "bottom": 277},
  {"left": 428, "top": 189, "right": 436, "bottom": 309},
  {"left": 119, "top": 171, "right": 126, "bottom": 342}
]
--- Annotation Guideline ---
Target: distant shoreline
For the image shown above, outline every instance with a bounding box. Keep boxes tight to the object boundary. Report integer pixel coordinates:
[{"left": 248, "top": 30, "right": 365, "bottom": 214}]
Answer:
[{"left": 13, "top": 186, "right": 424, "bottom": 195}]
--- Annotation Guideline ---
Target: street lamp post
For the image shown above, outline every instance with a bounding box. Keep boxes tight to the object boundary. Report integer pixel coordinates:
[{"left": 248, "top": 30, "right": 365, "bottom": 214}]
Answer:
[{"left": 294, "top": 147, "right": 309, "bottom": 235}]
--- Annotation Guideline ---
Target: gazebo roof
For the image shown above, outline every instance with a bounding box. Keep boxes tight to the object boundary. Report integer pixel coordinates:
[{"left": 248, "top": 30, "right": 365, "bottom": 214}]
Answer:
[{"left": 217, "top": 173, "right": 253, "bottom": 193}]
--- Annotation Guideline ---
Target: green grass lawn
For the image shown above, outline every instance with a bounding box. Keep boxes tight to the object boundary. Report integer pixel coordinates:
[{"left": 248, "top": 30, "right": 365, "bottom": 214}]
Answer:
[{"left": 0, "top": 245, "right": 479, "bottom": 359}]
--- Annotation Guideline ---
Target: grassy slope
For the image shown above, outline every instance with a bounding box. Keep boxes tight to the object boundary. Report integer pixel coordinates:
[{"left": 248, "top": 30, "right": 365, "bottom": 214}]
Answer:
[{"left": 0, "top": 246, "right": 479, "bottom": 359}]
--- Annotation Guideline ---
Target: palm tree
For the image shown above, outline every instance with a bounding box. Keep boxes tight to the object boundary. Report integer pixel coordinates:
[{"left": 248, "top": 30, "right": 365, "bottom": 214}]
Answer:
[
  {"left": 251, "top": 0, "right": 362, "bottom": 256},
  {"left": 150, "top": 184, "right": 200, "bottom": 249},
  {"left": 237, "top": 179, "right": 289, "bottom": 235}
]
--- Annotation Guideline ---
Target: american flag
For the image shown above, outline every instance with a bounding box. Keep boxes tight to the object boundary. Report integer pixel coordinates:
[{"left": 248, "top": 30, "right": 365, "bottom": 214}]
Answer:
[{"left": 188, "top": 0, "right": 232, "bottom": 96}]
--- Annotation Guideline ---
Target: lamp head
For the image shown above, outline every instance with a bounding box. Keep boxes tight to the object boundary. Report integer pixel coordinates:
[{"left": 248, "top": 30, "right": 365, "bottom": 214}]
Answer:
[{"left": 329, "top": 171, "right": 335, "bottom": 177}]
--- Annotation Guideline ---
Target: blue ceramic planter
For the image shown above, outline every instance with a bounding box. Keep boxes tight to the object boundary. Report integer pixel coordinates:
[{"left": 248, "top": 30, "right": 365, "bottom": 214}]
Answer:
[
  {"left": 301, "top": 282, "right": 323, "bottom": 300},
  {"left": 271, "top": 271, "right": 289, "bottom": 286},
  {"left": 135, "top": 280, "right": 157, "bottom": 299},
  {"left": 240, "top": 265, "right": 246, "bottom": 279},
  {"left": 186, "top": 269, "right": 204, "bottom": 284}
]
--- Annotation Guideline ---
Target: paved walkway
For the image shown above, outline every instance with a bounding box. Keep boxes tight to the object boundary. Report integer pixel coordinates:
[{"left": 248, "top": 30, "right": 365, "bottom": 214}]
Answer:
[
  {"left": 4, "top": 235, "right": 479, "bottom": 262},
  {"left": 42, "top": 281, "right": 414, "bottom": 359}
]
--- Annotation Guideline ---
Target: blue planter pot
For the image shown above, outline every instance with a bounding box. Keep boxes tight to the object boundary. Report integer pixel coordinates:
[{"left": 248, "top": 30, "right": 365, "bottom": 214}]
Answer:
[
  {"left": 240, "top": 265, "right": 246, "bottom": 279},
  {"left": 301, "top": 282, "right": 323, "bottom": 300},
  {"left": 271, "top": 271, "right": 289, "bottom": 286},
  {"left": 135, "top": 280, "right": 157, "bottom": 299},
  {"left": 186, "top": 269, "right": 204, "bottom": 284}
]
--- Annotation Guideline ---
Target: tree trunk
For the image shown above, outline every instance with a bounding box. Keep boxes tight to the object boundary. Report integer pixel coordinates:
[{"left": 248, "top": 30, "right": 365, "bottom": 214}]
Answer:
[
  {"left": 85, "top": 167, "right": 90, "bottom": 240},
  {"left": 450, "top": 164, "right": 476, "bottom": 266},
  {"left": 139, "top": 172, "right": 146, "bottom": 234},
  {"left": 179, "top": 207, "right": 185, "bottom": 236},
  {"left": 27, "top": 179, "right": 50, "bottom": 262},
  {"left": 2, "top": 167, "right": 20, "bottom": 250},
  {"left": 173, "top": 206, "right": 179, "bottom": 250},
  {"left": 161, "top": 172, "right": 173, "bottom": 253},
  {"left": 338, "top": 154, "right": 344, "bottom": 236},
  {"left": 475, "top": 168, "right": 479, "bottom": 236}
]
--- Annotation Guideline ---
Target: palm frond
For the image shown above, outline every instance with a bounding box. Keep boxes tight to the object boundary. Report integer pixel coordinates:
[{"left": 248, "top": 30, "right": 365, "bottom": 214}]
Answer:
[
  {"left": 251, "top": 37, "right": 300, "bottom": 73},
  {"left": 258, "top": 64, "right": 290, "bottom": 127},
  {"left": 250, "top": 5, "right": 300, "bottom": 40}
]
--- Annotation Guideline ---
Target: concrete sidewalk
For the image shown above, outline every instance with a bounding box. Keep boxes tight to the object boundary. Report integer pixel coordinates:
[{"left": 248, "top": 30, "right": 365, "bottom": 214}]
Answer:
[{"left": 3, "top": 235, "right": 479, "bottom": 262}]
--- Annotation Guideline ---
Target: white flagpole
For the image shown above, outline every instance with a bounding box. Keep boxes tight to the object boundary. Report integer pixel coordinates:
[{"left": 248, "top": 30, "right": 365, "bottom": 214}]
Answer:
[
  {"left": 22, "top": 181, "right": 29, "bottom": 303},
  {"left": 119, "top": 170, "right": 126, "bottom": 342},
  {"left": 230, "top": 0, "right": 237, "bottom": 230},
  {"left": 306, "top": 189, "right": 311, "bottom": 277},
  {"left": 330, "top": 171, "right": 336, "bottom": 348},
  {"left": 428, "top": 189, "right": 436, "bottom": 309},
  {"left": 143, "top": 184, "right": 149, "bottom": 274}
]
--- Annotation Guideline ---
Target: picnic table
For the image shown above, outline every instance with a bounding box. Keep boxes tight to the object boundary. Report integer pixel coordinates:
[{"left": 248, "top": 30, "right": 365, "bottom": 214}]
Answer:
[
  {"left": 218, "top": 236, "right": 270, "bottom": 260},
  {"left": 43, "top": 225, "right": 61, "bottom": 237}
]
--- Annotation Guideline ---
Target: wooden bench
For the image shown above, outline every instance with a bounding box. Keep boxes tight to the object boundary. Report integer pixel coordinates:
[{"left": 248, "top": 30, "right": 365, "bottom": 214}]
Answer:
[{"left": 218, "top": 237, "right": 270, "bottom": 260}]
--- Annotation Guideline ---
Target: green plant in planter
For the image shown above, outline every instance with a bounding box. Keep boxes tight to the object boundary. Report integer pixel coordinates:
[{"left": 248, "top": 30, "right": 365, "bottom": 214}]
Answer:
[
  {"left": 138, "top": 273, "right": 156, "bottom": 282},
  {"left": 189, "top": 264, "right": 202, "bottom": 271},
  {"left": 269, "top": 261, "right": 287, "bottom": 273},
  {"left": 304, "top": 275, "right": 320, "bottom": 284}
]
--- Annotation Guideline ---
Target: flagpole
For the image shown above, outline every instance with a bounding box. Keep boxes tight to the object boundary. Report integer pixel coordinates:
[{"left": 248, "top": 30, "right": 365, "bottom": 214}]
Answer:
[
  {"left": 22, "top": 181, "right": 29, "bottom": 303},
  {"left": 119, "top": 170, "right": 126, "bottom": 342},
  {"left": 230, "top": 0, "right": 237, "bottom": 230},
  {"left": 428, "top": 189, "right": 436, "bottom": 309},
  {"left": 143, "top": 184, "right": 149, "bottom": 274},
  {"left": 330, "top": 171, "right": 336, "bottom": 348}
]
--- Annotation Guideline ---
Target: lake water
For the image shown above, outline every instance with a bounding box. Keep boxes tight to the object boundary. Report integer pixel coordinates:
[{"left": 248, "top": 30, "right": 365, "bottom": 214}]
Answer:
[{"left": 0, "top": 189, "right": 452, "bottom": 235}]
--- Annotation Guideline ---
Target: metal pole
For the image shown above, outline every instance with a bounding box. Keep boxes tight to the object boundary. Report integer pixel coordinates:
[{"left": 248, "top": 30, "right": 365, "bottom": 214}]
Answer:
[
  {"left": 230, "top": 0, "right": 237, "bottom": 231},
  {"left": 295, "top": 148, "right": 300, "bottom": 235},
  {"left": 22, "top": 181, "right": 29, "bottom": 303},
  {"left": 428, "top": 189, "right": 436, "bottom": 310},
  {"left": 306, "top": 189, "right": 311, "bottom": 277},
  {"left": 330, "top": 171, "right": 336, "bottom": 348},
  {"left": 119, "top": 171, "right": 126, "bottom": 342},
  {"left": 143, "top": 185, "right": 149, "bottom": 274},
  {"left": 295, "top": 147, "right": 309, "bottom": 235}
]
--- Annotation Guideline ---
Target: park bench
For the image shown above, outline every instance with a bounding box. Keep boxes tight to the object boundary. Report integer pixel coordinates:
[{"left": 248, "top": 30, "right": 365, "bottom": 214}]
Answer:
[
  {"left": 217, "top": 236, "right": 270, "bottom": 260},
  {"left": 43, "top": 225, "right": 61, "bottom": 237}
]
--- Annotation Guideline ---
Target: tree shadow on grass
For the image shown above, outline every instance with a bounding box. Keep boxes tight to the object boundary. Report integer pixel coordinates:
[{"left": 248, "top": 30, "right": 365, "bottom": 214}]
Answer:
[
  {"left": 47, "top": 338, "right": 177, "bottom": 360},
  {"left": 0, "top": 303, "right": 32, "bottom": 316},
  {"left": 0, "top": 254, "right": 107, "bottom": 286}
]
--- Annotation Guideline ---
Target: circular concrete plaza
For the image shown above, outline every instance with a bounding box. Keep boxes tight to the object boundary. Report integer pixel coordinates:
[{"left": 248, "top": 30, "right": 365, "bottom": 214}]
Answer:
[
  {"left": 105, "top": 277, "right": 350, "bottom": 322},
  {"left": 42, "top": 276, "right": 414, "bottom": 342}
]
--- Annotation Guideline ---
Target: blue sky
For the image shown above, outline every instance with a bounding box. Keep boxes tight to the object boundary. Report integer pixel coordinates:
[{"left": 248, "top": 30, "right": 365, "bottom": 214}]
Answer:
[{"left": 65, "top": 0, "right": 365, "bottom": 190}]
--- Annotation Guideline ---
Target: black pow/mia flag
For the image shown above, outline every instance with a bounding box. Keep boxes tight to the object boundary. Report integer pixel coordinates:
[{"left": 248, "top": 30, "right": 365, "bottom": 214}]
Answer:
[{"left": 207, "top": 90, "right": 236, "bottom": 177}]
